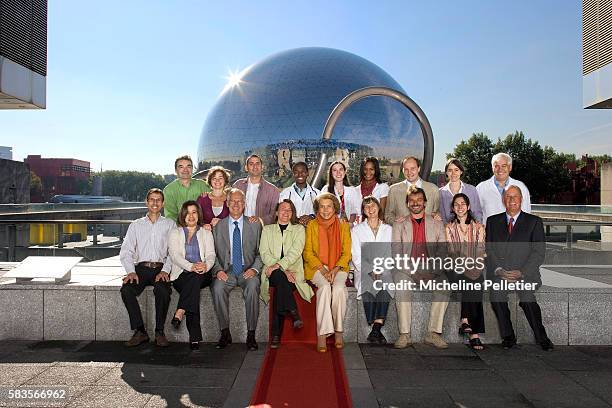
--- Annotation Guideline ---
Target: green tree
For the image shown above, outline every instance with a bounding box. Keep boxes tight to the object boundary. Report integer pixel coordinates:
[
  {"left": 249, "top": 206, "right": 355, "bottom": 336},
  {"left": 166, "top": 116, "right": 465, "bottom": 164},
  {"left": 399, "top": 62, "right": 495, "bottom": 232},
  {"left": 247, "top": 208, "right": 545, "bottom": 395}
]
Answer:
[
  {"left": 541, "top": 147, "right": 574, "bottom": 202},
  {"left": 428, "top": 170, "right": 445, "bottom": 186},
  {"left": 446, "top": 132, "right": 493, "bottom": 185},
  {"left": 98, "top": 170, "right": 166, "bottom": 201},
  {"left": 30, "top": 171, "right": 42, "bottom": 199}
]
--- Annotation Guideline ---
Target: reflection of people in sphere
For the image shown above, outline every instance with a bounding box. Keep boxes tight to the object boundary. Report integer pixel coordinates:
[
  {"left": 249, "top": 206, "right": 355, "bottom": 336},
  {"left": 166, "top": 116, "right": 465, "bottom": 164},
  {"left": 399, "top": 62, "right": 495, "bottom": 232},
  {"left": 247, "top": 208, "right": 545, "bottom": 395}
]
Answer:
[
  {"left": 277, "top": 148, "right": 290, "bottom": 177},
  {"left": 335, "top": 148, "right": 349, "bottom": 165}
]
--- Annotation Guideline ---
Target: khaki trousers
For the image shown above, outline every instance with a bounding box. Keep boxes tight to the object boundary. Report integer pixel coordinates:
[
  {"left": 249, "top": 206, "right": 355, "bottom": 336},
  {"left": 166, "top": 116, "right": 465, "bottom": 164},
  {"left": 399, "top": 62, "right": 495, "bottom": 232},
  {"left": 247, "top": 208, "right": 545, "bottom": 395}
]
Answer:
[
  {"left": 395, "top": 271, "right": 449, "bottom": 335},
  {"left": 312, "top": 270, "right": 348, "bottom": 336}
]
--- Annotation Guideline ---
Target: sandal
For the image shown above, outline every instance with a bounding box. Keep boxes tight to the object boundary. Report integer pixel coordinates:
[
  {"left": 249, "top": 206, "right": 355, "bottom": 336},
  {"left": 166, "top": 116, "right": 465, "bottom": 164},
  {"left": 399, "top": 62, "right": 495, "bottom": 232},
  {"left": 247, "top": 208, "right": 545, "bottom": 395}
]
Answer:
[
  {"left": 468, "top": 337, "right": 484, "bottom": 350},
  {"left": 459, "top": 322, "right": 473, "bottom": 335}
]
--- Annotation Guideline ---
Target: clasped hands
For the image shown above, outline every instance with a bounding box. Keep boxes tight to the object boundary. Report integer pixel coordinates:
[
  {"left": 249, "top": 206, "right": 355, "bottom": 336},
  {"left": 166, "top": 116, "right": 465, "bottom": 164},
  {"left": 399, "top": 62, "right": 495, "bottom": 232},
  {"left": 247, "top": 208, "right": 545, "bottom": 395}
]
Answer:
[
  {"left": 264, "top": 263, "right": 297, "bottom": 283},
  {"left": 319, "top": 265, "right": 341, "bottom": 283},
  {"left": 191, "top": 261, "right": 207, "bottom": 274},
  {"left": 497, "top": 268, "right": 523, "bottom": 282}
]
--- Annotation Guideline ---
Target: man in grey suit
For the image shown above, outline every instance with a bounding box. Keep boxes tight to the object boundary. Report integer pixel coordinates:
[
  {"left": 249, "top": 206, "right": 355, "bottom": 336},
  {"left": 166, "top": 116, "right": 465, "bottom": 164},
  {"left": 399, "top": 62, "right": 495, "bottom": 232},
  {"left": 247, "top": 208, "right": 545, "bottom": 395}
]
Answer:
[
  {"left": 211, "top": 188, "right": 263, "bottom": 351},
  {"left": 385, "top": 155, "right": 440, "bottom": 224}
]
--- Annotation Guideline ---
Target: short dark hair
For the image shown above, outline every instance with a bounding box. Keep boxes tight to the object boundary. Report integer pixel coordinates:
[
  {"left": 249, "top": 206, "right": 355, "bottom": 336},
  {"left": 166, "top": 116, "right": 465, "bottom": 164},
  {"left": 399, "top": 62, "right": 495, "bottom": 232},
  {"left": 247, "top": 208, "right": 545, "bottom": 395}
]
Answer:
[
  {"left": 292, "top": 161, "right": 308, "bottom": 172},
  {"left": 313, "top": 192, "right": 340, "bottom": 215},
  {"left": 177, "top": 200, "right": 204, "bottom": 227},
  {"left": 146, "top": 188, "right": 164, "bottom": 202},
  {"left": 444, "top": 158, "right": 465, "bottom": 174},
  {"left": 361, "top": 195, "right": 383, "bottom": 220},
  {"left": 245, "top": 154, "right": 262, "bottom": 168},
  {"left": 450, "top": 193, "right": 475, "bottom": 224},
  {"left": 174, "top": 155, "right": 193, "bottom": 170},
  {"left": 275, "top": 199, "right": 299, "bottom": 225},
  {"left": 359, "top": 157, "right": 382, "bottom": 184},
  {"left": 207, "top": 166, "right": 230, "bottom": 186},
  {"left": 405, "top": 185, "right": 427, "bottom": 204}
]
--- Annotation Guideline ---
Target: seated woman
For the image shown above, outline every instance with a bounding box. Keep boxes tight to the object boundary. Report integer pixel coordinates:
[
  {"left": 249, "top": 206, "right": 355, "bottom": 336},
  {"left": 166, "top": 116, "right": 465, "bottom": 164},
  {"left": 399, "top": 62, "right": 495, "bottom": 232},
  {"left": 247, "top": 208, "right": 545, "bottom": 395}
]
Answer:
[
  {"left": 304, "top": 193, "right": 352, "bottom": 352},
  {"left": 168, "top": 200, "right": 216, "bottom": 350},
  {"left": 197, "top": 166, "right": 230, "bottom": 229},
  {"left": 260, "top": 199, "right": 314, "bottom": 348},
  {"left": 445, "top": 193, "right": 486, "bottom": 350},
  {"left": 351, "top": 196, "right": 393, "bottom": 345}
]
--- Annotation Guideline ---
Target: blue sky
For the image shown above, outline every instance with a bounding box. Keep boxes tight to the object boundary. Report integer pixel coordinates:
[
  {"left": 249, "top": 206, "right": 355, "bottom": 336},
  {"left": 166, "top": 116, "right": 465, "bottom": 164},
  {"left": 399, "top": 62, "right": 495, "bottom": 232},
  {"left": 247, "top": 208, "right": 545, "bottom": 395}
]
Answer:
[{"left": 2, "top": 0, "right": 610, "bottom": 174}]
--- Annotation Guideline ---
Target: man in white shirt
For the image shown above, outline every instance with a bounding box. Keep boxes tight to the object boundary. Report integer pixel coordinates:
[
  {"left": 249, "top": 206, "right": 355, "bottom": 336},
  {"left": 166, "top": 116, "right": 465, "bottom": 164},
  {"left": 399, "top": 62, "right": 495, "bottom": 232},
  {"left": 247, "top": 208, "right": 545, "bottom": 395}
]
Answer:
[
  {"left": 120, "top": 188, "right": 176, "bottom": 348},
  {"left": 279, "top": 162, "right": 320, "bottom": 226},
  {"left": 476, "top": 152, "right": 531, "bottom": 225},
  {"left": 385, "top": 156, "right": 440, "bottom": 224},
  {"left": 233, "top": 154, "right": 280, "bottom": 225}
]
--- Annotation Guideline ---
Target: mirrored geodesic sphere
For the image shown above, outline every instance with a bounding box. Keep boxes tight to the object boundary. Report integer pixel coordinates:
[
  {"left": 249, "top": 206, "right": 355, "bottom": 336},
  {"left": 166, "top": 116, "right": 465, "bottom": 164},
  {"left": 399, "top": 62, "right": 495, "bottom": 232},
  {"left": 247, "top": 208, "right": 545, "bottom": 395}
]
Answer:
[{"left": 198, "top": 47, "right": 426, "bottom": 187}]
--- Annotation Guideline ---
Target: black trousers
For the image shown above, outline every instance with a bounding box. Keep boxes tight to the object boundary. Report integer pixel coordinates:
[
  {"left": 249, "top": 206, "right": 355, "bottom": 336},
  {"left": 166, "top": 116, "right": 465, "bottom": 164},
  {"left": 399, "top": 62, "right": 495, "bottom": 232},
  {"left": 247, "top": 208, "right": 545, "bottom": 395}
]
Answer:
[
  {"left": 120, "top": 264, "right": 171, "bottom": 333},
  {"left": 460, "top": 275, "right": 485, "bottom": 334},
  {"left": 172, "top": 271, "right": 213, "bottom": 342},
  {"left": 268, "top": 269, "right": 297, "bottom": 336},
  {"left": 362, "top": 290, "right": 391, "bottom": 325},
  {"left": 491, "top": 289, "right": 548, "bottom": 343}
]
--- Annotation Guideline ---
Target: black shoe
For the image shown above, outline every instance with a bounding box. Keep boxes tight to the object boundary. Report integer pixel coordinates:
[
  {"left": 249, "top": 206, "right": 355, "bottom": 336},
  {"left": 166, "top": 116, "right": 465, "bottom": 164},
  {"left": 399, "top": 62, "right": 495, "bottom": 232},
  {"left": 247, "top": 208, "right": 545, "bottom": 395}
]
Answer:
[
  {"left": 290, "top": 310, "right": 303, "bottom": 329},
  {"left": 367, "top": 327, "right": 379, "bottom": 343},
  {"left": 270, "top": 335, "right": 281, "bottom": 349},
  {"left": 377, "top": 332, "right": 388, "bottom": 345},
  {"left": 190, "top": 342, "right": 200, "bottom": 350},
  {"left": 247, "top": 330, "right": 258, "bottom": 351},
  {"left": 502, "top": 335, "right": 517, "bottom": 350},
  {"left": 216, "top": 328, "right": 232, "bottom": 349},
  {"left": 540, "top": 338, "right": 554, "bottom": 351},
  {"left": 171, "top": 317, "right": 182, "bottom": 330}
]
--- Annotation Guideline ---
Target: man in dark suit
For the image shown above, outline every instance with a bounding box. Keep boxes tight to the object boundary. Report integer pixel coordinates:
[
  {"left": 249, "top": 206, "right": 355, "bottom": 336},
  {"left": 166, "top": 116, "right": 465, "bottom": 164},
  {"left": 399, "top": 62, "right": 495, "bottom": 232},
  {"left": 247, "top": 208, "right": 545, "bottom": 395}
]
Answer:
[
  {"left": 486, "top": 185, "right": 553, "bottom": 351},
  {"left": 211, "top": 188, "right": 263, "bottom": 351}
]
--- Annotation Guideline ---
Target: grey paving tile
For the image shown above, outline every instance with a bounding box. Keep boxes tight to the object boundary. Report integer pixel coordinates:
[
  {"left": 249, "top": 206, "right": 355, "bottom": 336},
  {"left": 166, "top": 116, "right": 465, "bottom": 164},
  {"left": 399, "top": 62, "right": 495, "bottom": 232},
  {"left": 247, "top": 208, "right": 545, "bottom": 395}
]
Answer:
[
  {"left": 376, "top": 387, "right": 454, "bottom": 408},
  {"left": 534, "top": 345, "right": 609, "bottom": 371},
  {"left": 230, "top": 367, "right": 259, "bottom": 390},
  {"left": 347, "top": 369, "right": 373, "bottom": 388},
  {"left": 66, "top": 385, "right": 153, "bottom": 408},
  {"left": 420, "top": 355, "right": 489, "bottom": 370},
  {"left": 25, "top": 366, "right": 111, "bottom": 386},
  {"left": 349, "top": 387, "right": 380, "bottom": 408},
  {"left": 563, "top": 371, "right": 612, "bottom": 404},
  {"left": 97, "top": 366, "right": 236, "bottom": 388},
  {"left": 0, "top": 364, "right": 51, "bottom": 386},
  {"left": 445, "top": 388, "right": 534, "bottom": 408},
  {"left": 145, "top": 387, "right": 228, "bottom": 408},
  {"left": 363, "top": 354, "right": 428, "bottom": 370}
]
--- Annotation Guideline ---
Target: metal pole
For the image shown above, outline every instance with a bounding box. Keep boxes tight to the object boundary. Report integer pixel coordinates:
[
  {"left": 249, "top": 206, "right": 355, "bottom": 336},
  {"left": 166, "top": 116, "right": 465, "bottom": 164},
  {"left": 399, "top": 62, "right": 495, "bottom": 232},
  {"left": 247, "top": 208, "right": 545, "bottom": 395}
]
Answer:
[
  {"left": 57, "top": 223, "right": 64, "bottom": 249},
  {"left": 565, "top": 225, "right": 572, "bottom": 249},
  {"left": 8, "top": 224, "right": 16, "bottom": 262},
  {"left": 92, "top": 224, "right": 98, "bottom": 246}
]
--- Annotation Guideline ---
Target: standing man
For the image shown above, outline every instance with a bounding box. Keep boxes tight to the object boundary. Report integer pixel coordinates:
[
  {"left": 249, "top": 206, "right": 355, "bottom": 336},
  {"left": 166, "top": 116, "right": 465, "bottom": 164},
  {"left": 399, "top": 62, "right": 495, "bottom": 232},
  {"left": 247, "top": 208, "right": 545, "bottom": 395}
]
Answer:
[
  {"left": 163, "top": 155, "right": 211, "bottom": 223},
  {"left": 385, "top": 156, "right": 440, "bottom": 224},
  {"left": 391, "top": 186, "right": 449, "bottom": 349},
  {"left": 233, "top": 154, "right": 280, "bottom": 225},
  {"left": 476, "top": 152, "right": 531, "bottom": 224},
  {"left": 487, "top": 185, "right": 553, "bottom": 351},
  {"left": 120, "top": 188, "right": 176, "bottom": 347},
  {"left": 279, "top": 162, "right": 320, "bottom": 226},
  {"left": 211, "top": 188, "right": 263, "bottom": 351}
]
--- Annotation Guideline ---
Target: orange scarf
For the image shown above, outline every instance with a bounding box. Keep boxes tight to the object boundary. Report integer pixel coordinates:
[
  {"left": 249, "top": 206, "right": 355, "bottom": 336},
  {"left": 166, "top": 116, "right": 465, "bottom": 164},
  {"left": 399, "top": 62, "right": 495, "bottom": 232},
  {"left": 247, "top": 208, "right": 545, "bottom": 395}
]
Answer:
[{"left": 316, "top": 214, "right": 342, "bottom": 269}]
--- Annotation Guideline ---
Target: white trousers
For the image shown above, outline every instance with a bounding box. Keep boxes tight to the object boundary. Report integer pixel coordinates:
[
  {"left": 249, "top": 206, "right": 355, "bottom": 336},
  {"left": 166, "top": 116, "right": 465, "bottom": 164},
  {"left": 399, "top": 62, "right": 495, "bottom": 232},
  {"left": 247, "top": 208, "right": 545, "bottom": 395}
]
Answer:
[{"left": 312, "top": 270, "right": 348, "bottom": 336}]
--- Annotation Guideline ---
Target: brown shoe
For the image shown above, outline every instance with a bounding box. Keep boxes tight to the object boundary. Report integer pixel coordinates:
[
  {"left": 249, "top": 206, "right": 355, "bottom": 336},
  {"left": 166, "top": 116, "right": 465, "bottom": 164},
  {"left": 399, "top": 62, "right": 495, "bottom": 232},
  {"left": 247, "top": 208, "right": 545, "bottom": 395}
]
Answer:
[
  {"left": 125, "top": 330, "right": 149, "bottom": 347},
  {"left": 155, "top": 333, "right": 170, "bottom": 347},
  {"left": 424, "top": 332, "right": 448, "bottom": 349}
]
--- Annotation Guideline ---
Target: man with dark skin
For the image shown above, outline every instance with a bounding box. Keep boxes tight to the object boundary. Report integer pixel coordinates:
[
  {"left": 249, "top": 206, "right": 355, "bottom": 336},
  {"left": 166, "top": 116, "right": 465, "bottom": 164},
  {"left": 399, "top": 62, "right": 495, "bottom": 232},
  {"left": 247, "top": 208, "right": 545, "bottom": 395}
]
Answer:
[{"left": 279, "top": 162, "right": 320, "bottom": 227}]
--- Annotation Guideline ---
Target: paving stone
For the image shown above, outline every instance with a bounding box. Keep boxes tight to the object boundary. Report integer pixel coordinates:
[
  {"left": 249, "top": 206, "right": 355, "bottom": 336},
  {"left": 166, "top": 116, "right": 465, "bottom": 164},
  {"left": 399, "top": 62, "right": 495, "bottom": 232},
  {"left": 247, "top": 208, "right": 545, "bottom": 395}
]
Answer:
[
  {"left": 563, "top": 370, "right": 612, "bottom": 404},
  {"left": 96, "top": 366, "right": 236, "bottom": 388},
  {"left": 375, "top": 387, "right": 455, "bottom": 408},
  {"left": 66, "top": 385, "right": 153, "bottom": 408},
  {"left": 25, "top": 366, "right": 111, "bottom": 386},
  {"left": 0, "top": 364, "right": 51, "bottom": 386},
  {"left": 445, "top": 388, "right": 534, "bottom": 408},
  {"left": 0, "top": 289, "right": 43, "bottom": 340}
]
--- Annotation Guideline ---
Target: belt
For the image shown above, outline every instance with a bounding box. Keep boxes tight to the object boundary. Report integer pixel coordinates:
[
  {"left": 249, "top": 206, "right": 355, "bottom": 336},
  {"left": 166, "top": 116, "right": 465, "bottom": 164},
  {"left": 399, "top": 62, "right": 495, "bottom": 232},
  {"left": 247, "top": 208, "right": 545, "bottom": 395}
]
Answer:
[{"left": 138, "top": 262, "right": 163, "bottom": 269}]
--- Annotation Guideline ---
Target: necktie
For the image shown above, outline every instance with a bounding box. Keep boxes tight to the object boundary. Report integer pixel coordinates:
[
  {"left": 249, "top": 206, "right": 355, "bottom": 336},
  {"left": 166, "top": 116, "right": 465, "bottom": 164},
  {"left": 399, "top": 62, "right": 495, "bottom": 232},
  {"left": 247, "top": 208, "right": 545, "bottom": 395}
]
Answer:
[
  {"left": 508, "top": 217, "right": 514, "bottom": 234},
  {"left": 232, "top": 221, "right": 243, "bottom": 276}
]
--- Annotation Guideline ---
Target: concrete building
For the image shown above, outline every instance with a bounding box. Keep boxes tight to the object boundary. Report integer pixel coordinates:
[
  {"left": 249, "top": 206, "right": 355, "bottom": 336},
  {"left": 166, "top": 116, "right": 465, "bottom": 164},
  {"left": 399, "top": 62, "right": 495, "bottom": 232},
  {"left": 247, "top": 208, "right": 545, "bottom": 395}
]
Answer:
[
  {"left": 0, "top": 158, "right": 29, "bottom": 204},
  {"left": 24, "top": 155, "right": 90, "bottom": 202},
  {"left": 0, "top": 0, "right": 47, "bottom": 109}
]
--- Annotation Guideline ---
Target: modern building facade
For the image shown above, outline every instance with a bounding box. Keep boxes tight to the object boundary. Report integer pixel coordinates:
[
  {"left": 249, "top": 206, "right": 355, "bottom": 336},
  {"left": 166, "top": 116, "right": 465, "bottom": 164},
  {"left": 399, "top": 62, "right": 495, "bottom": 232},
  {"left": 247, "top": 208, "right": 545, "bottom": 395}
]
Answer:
[
  {"left": 0, "top": 0, "right": 47, "bottom": 109},
  {"left": 198, "top": 47, "right": 433, "bottom": 187},
  {"left": 583, "top": 0, "right": 612, "bottom": 108},
  {"left": 24, "top": 155, "right": 90, "bottom": 202}
]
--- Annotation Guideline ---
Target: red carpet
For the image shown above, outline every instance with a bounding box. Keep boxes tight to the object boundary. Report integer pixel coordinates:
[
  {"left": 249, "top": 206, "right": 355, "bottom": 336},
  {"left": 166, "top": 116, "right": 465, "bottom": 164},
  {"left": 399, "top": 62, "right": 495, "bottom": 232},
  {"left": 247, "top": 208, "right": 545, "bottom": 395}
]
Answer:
[{"left": 249, "top": 290, "right": 352, "bottom": 407}]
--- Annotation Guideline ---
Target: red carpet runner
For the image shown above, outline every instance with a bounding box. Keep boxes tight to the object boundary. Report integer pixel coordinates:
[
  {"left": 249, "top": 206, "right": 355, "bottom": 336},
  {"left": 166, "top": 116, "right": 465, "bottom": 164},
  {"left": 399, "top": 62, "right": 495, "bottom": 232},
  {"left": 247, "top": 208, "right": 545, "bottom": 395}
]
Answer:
[{"left": 249, "top": 290, "right": 352, "bottom": 407}]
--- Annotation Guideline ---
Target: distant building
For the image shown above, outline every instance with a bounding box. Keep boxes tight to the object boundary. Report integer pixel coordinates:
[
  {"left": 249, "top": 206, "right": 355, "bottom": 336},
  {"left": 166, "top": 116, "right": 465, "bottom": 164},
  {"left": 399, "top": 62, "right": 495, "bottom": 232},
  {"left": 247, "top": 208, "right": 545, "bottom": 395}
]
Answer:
[
  {"left": 24, "top": 155, "right": 90, "bottom": 202},
  {"left": 0, "top": 0, "right": 47, "bottom": 109},
  {"left": 0, "top": 146, "right": 12, "bottom": 160},
  {"left": 583, "top": 0, "right": 612, "bottom": 108},
  {"left": 560, "top": 155, "right": 602, "bottom": 204},
  {"left": 0, "top": 158, "right": 30, "bottom": 203}
]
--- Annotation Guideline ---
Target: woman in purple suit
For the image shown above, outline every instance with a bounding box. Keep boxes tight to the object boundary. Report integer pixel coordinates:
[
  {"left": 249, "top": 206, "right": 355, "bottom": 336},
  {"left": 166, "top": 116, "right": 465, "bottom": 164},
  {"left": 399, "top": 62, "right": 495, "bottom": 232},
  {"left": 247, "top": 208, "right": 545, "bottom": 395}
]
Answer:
[
  {"left": 197, "top": 166, "right": 230, "bottom": 229},
  {"left": 439, "top": 158, "right": 483, "bottom": 224}
]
